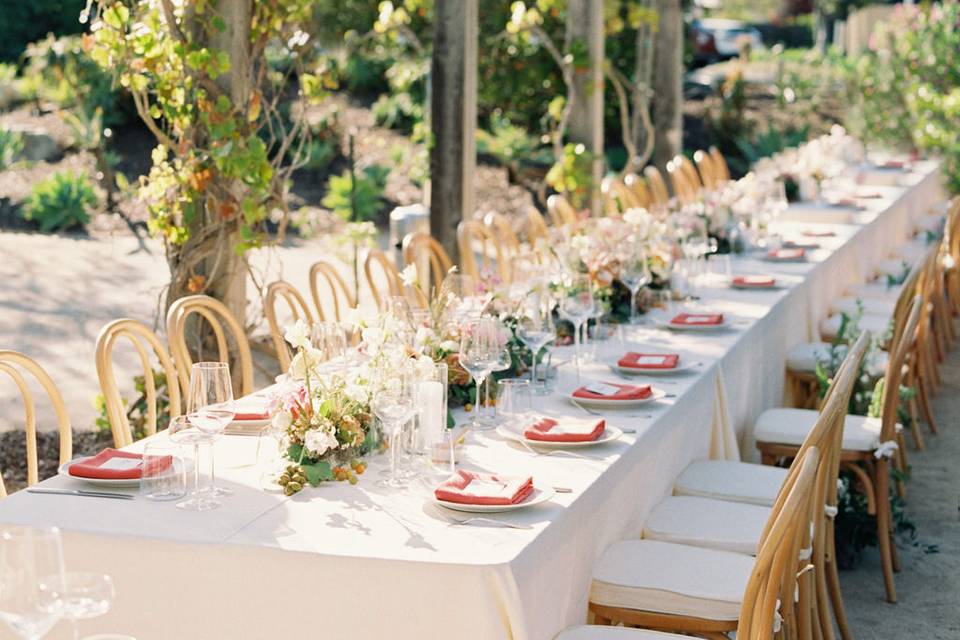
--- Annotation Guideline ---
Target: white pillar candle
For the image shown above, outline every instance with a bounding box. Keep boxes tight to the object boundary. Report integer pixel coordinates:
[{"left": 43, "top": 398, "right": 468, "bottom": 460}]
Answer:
[{"left": 417, "top": 380, "right": 445, "bottom": 449}]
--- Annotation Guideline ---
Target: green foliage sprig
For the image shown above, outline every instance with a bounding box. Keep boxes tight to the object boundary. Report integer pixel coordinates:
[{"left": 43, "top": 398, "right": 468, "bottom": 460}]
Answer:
[{"left": 22, "top": 171, "right": 96, "bottom": 232}]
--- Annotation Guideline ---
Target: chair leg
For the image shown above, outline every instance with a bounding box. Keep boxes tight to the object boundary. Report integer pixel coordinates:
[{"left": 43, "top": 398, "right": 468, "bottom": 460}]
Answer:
[
  {"left": 893, "top": 432, "right": 907, "bottom": 501},
  {"left": 826, "top": 544, "right": 854, "bottom": 640},
  {"left": 917, "top": 372, "right": 939, "bottom": 434},
  {"left": 875, "top": 464, "right": 898, "bottom": 603}
]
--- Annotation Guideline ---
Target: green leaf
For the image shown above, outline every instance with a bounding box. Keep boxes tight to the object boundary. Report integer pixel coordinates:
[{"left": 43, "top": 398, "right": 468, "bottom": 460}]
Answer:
[
  {"left": 301, "top": 460, "right": 334, "bottom": 485},
  {"left": 212, "top": 16, "right": 227, "bottom": 32}
]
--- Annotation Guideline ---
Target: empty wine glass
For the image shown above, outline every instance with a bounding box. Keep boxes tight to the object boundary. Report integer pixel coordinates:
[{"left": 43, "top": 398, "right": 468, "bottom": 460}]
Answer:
[
  {"left": 187, "top": 362, "right": 235, "bottom": 500},
  {"left": 619, "top": 242, "right": 652, "bottom": 324},
  {"left": 169, "top": 415, "right": 218, "bottom": 511},
  {"left": 373, "top": 369, "right": 416, "bottom": 489},
  {"left": 516, "top": 292, "right": 555, "bottom": 395},
  {"left": 558, "top": 275, "right": 595, "bottom": 383},
  {"left": 458, "top": 316, "right": 500, "bottom": 430},
  {"left": 311, "top": 321, "right": 348, "bottom": 366},
  {"left": 0, "top": 526, "right": 66, "bottom": 640},
  {"left": 60, "top": 573, "right": 114, "bottom": 640}
]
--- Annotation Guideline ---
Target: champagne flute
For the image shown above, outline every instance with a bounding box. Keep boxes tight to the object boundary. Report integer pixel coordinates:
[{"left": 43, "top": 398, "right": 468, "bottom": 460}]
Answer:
[
  {"left": 60, "top": 573, "right": 114, "bottom": 640},
  {"left": 187, "top": 361, "right": 235, "bottom": 500},
  {"left": 458, "top": 316, "right": 499, "bottom": 430},
  {"left": 373, "top": 369, "right": 416, "bottom": 489},
  {"left": 0, "top": 526, "right": 66, "bottom": 640},
  {"left": 620, "top": 242, "right": 652, "bottom": 325},
  {"left": 558, "top": 275, "right": 595, "bottom": 384}
]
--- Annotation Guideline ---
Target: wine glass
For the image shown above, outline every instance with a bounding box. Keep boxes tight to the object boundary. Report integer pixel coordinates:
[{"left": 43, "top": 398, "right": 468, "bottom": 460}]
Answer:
[
  {"left": 60, "top": 573, "right": 114, "bottom": 640},
  {"left": 0, "top": 526, "right": 66, "bottom": 640},
  {"left": 516, "top": 292, "right": 555, "bottom": 395},
  {"left": 169, "top": 415, "right": 218, "bottom": 511},
  {"left": 373, "top": 369, "right": 416, "bottom": 489},
  {"left": 187, "top": 362, "right": 235, "bottom": 501},
  {"left": 481, "top": 345, "right": 512, "bottom": 427},
  {"left": 558, "top": 275, "right": 595, "bottom": 383},
  {"left": 311, "top": 322, "right": 348, "bottom": 366},
  {"left": 619, "top": 242, "right": 652, "bottom": 324},
  {"left": 458, "top": 316, "right": 500, "bottom": 430}
]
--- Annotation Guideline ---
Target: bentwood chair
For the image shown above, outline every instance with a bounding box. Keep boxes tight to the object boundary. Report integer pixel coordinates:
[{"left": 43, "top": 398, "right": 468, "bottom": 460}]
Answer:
[
  {"left": 757, "top": 297, "right": 923, "bottom": 604},
  {"left": 547, "top": 194, "right": 580, "bottom": 227},
  {"left": 264, "top": 280, "right": 315, "bottom": 371},
  {"left": 402, "top": 232, "right": 454, "bottom": 294},
  {"left": 457, "top": 219, "right": 510, "bottom": 284},
  {"left": 526, "top": 207, "right": 550, "bottom": 245},
  {"left": 166, "top": 294, "right": 255, "bottom": 399},
  {"left": 484, "top": 212, "right": 522, "bottom": 280},
  {"left": 623, "top": 173, "right": 653, "bottom": 209},
  {"left": 643, "top": 166, "right": 671, "bottom": 209},
  {"left": 666, "top": 156, "right": 699, "bottom": 205},
  {"left": 709, "top": 146, "right": 731, "bottom": 181},
  {"left": 694, "top": 149, "right": 718, "bottom": 190},
  {"left": 308, "top": 259, "right": 356, "bottom": 323},
  {"left": 587, "top": 447, "right": 821, "bottom": 640},
  {"left": 0, "top": 351, "right": 72, "bottom": 498},
  {"left": 95, "top": 319, "right": 183, "bottom": 448},
  {"left": 364, "top": 248, "right": 405, "bottom": 311}
]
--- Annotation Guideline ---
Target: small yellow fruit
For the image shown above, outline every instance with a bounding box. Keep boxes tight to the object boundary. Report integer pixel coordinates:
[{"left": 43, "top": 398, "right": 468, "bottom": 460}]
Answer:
[{"left": 464, "top": 403, "right": 473, "bottom": 412}]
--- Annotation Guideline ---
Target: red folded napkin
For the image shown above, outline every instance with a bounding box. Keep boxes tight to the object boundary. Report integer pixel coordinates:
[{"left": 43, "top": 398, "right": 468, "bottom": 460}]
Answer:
[
  {"left": 523, "top": 416, "right": 605, "bottom": 442},
  {"left": 230, "top": 398, "right": 271, "bottom": 421},
  {"left": 68, "top": 448, "right": 170, "bottom": 480},
  {"left": 782, "top": 239, "right": 820, "bottom": 249},
  {"left": 573, "top": 381, "right": 651, "bottom": 400},
  {"left": 434, "top": 470, "right": 534, "bottom": 505},
  {"left": 732, "top": 275, "right": 776, "bottom": 288},
  {"left": 671, "top": 312, "right": 724, "bottom": 326},
  {"left": 802, "top": 229, "right": 836, "bottom": 238},
  {"left": 829, "top": 197, "right": 866, "bottom": 210},
  {"left": 879, "top": 160, "right": 906, "bottom": 169},
  {"left": 618, "top": 352, "right": 680, "bottom": 369},
  {"left": 766, "top": 248, "right": 806, "bottom": 261}
]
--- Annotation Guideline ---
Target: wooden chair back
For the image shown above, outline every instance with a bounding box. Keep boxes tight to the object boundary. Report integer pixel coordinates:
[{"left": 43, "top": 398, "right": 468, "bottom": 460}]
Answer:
[
  {"left": 402, "top": 232, "right": 454, "bottom": 294},
  {"left": 0, "top": 351, "right": 72, "bottom": 497},
  {"left": 526, "top": 207, "right": 550, "bottom": 244},
  {"left": 364, "top": 248, "right": 404, "bottom": 311},
  {"left": 878, "top": 296, "right": 922, "bottom": 444},
  {"left": 546, "top": 193, "right": 579, "bottom": 227},
  {"left": 457, "top": 219, "right": 510, "bottom": 283},
  {"left": 264, "top": 280, "right": 315, "bottom": 371},
  {"left": 484, "top": 212, "right": 522, "bottom": 278},
  {"left": 623, "top": 173, "right": 653, "bottom": 208},
  {"left": 643, "top": 165, "right": 671, "bottom": 207},
  {"left": 694, "top": 149, "right": 717, "bottom": 189},
  {"left": 95, "top": 319, "right": 182, "bottom": 448},
  {"left": 166, "top": 295, "right": 254, "bottom": 400},
  {"left": 709, "top": 146, "right": 731, "bottom": 181},
  {"left": 308, "top": 259, "right": 355, "bottom": 323}
]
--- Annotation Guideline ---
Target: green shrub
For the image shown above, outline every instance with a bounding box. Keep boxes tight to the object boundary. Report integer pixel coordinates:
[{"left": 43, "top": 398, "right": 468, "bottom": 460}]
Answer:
[
  {"left": 0, "top": 127, "right": 23, "bottom": 169},
  {"left": 22, "top": 171, "right": 97, "bottom": 231},
  {"left": 321, "top": 164, "right": 389, "bottom": 221}
]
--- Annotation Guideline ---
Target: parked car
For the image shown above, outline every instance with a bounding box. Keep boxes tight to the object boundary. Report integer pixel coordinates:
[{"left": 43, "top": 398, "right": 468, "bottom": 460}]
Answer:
[{"left": 689, "top": 18, "right": 764, "bottom": 65}]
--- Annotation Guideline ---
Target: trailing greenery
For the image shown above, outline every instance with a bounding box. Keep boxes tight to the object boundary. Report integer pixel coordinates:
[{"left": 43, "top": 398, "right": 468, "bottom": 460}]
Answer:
[
  {"left": 0, "top": 127, "right": 24, "bottom": 170},
  {"left": 21, "top": 171, "right": 97, "bottom": 232},
  {"left": 321, "top": 164, "right": 390, "bottom": 222},
  {"left": 93, "top": 369, "right": 171, "bottom": 442}
]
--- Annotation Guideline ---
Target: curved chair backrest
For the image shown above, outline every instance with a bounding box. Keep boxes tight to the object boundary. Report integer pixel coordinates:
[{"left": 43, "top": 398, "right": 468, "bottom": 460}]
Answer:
[
  {"left": 402, "top": 232, "right": 454, "bottom": 293},
  {"left": 709, "top": 146, "right": 731, "bottom": 181},
  {"left": 457, "top": 219, "right": 509, "bottom": 283},
  {"left": 604, "top": 177, "right": 643, "bottom": 214},
  {"left": 308, "top": 259, "right": 356, "bottom": 323},
  {"left": 668, "top": 155, "right": 699, "bottom": 204},
  {"left": 0, "top": 351, "right": 72, "bottom": 497},
  {"left": 484, "top": 212, "right": 522, "bottom": 279},
  {"left": 738, "top": 447, "right": 820, "bottom": 640},
  {"left": 95, "top": 319, "right": 182, "bottom": 448},
  {"left": 623, "top": 173, "right": 653, "bottom": 209},
  {"left": 679, "top": 154, "right": 703, "bottom": 192},
  {"left": 546, "top": 194, "right": 579, "bottom": 227},
  {"left": 879, "top": 296, "right": 922, "bottom": 444},
  {"left": 526, "top": 207, "right": 550, "bottom": 244},
  {"left": 264, "top": 281, "right": 315, "bottom": 371},
  {"left": 364, "top": 248, "right": 404, "bottom": 311},
  {"left": 166, "top": 295, "right": 254, "bottom": 400},
  {"left": 643, "top": 165, "right": 671, "bottom": 207},
  {"left": 693, "top": 149, "right": 717, "bottom": 189}
]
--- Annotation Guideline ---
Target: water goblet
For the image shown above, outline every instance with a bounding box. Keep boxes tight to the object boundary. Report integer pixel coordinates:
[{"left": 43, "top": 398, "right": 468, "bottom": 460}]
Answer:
[
  {"left": 60, "top": 573, "right": 114, "bottom": 640},
  {"left": 0, "top": 526, "right": 66, "bottom": 640},
  {"left": 186, "top": 362, "right": 235, "bottom": 499},
  {"left": 169, "top": 415, "right": 219, "bottom": 512},
  {"left": 458, "top": 316, "right": 500, "bottom": 430},
  {"left": 373, "top": 370, "right": 416, "bottom": 489},
  {"left": 619, "top": 243, "right": 652, "bottom": 325},
  {"left": 558, "top": 275, "right": 595, "bottom": 384}
]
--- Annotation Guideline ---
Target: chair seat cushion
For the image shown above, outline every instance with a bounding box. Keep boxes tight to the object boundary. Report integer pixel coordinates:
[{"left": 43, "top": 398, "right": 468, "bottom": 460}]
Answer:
[
  {"left": 831, "top": 296, "right": 897, "bottom": 318},
  {"left": 846, "top": 281, "right": 902, "bottom": 301},
  {"left": 754, "top": 408, "right": 898, "bottom": 452},
  {"left": 673, "top": 459, "right": 788, "bottom": 507},
  {"left": 786, "top": 341, "right": 887, "bottom": 376},
  {"left": 820, "top": 312, "right": 891, "bottom": 341},
  {"left": 915, "top": 213, "right": 945, "bottom": 235},
  {"left": 875, "top": 257, "right": 913, "bottom": 279},
  {"left": 556, "top": 626, "right": 687, "bottom": 640},
  {"left": 893, "top": 238, "right": 934, "bottom": 263},
  {"left": 591, "top": 540, "right": 753, "bottom": 621},
  {"left": 642, "top": 496, "right": 769, "bottom": 555}
]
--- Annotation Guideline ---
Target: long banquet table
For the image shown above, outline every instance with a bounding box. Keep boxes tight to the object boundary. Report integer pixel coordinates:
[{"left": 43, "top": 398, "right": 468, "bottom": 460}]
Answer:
[{"left": 0, "top": 160, "right": 944, "bottom": 640}]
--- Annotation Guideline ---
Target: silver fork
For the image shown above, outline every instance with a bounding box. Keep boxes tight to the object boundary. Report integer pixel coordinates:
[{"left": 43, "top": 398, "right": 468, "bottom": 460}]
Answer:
[
  {"left": 434, "top": 509, "right": 533, "bottom": 530},
  {"left": 513, "top": 437, "right": 591, "bottom": 458},
  {"left": 570, "top": 399, "right": 653, "bottom": 419}
]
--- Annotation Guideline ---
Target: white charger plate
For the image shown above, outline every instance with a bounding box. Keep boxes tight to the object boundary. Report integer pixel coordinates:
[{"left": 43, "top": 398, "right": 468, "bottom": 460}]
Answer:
[
  {"left": 58, "top": 457, "right": 193, "bottom": 489},
  {"left": 433, "top": 486, "right": 555, "bottom": 513},
  {"left": 566, "top": 386, "right": 666, "bottom": 408},
  {"left": 496, "top": 422, "right": 623, "bottom": 448}
]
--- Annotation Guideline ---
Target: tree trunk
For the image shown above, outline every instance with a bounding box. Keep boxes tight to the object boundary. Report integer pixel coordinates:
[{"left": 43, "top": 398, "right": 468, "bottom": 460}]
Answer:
[
  {"left": 653, "top": 0, "right": 683, "bottom": 171},
  {"left": 631, "top": 2, "right": 656, "bottom": 169},
  {"left": 565, "top": 0, "right": 604, "bottom": 215}
]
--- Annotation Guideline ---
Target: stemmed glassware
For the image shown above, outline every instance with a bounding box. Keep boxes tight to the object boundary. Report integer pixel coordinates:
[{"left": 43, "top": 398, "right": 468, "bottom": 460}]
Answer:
[
  {"left": 558, "top": 274, "right": 595, "bottom": 384},
  {"left": 373, "top": 368, "right": 416, "bottom": 489},
  {"left": 516, "top": 290, "right": 555, "bottom": 395},
  {"left": 458, "top": 316, "right": 501, "bottom": 429},
  {"left": 187, "top": 362, "right": 235, "bottom": 499},
  {"left": 0, "top": 526, "right": 66, "bottom": 640},
  {"left": 60, "top": 572, "right": 114, "bottom": 640},
  {"left": 619, "top": 242, "right": 652, "bottom": 324}
]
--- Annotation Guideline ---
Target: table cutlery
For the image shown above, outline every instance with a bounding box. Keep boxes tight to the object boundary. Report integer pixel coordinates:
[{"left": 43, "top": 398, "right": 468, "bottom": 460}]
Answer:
[
  {"left": 445, "top": 515, "right": 533, "bottom": 530},
  {"left": 570, "top": 399, "right": 652, "bottom": 419},
  {"left": 513, "top": 437, "right": 591, "bottom": 459},
  {"left": 27, "top": 488, "right": 134, "bottom": 500},
  {"left": 552, "top": 486, "right": 573, "bottom": 493}
]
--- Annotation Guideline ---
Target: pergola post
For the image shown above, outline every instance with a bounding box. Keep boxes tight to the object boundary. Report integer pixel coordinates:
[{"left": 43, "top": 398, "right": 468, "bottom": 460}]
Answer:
[
  {"left": 429, "top": 0, "right": 478, "bottom": 261},
  {"left": 653, "top": 0, "right": 683, "bottom": 170},
  {"left": 565, "top": 0, "right": 604, "bottom": 216}
]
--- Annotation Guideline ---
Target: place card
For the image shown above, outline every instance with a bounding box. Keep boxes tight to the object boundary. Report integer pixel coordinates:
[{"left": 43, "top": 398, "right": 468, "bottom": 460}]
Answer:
[
  {"left": 582, "top": 382, "right": 622, "bottom": 397},
  {"left": 98, "top": 458, "right": 143, "bottom": 471}
]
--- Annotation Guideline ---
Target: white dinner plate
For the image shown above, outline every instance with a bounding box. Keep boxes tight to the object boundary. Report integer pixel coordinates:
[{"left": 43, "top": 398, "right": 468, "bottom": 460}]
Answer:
[
  {"left": 565, "top": 386, "right": 666, "bottom": 409},
  {"left": 729, "top": 278, "right": 780, "bottom": 291},
  {"left": 606, "top": 356, "right": 699, "bottom": 376},
  {"left": 496, "top": 422, "right": 623, "bottom": 448},
  {"left": 762, "top": 253, "right": 807, "bottom": 263},
  {"left": 58, "top": 457, "right": 192, "bottom": 489},
  {"left": 433, "top": 486, "right": 556, "bottom": 513},
  {"left": 656, "top": 318, "right": 728, "bottom": 332}
]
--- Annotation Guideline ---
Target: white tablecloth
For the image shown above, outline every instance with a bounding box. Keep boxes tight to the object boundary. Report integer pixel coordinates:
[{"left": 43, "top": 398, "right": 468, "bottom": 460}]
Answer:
[{"left": 0, "top": 161, "right": 944, "bottom": 640}]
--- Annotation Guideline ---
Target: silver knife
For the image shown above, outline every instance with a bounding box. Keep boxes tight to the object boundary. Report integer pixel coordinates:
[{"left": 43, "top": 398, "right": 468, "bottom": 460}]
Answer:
[{"left": 27, "top": 488, "right": 135, "bottom": 500}]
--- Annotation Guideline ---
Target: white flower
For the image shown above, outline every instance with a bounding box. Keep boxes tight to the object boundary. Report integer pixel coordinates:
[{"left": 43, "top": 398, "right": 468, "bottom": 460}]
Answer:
[
  {"left": 344, "top": 382, "right": 369, "bottom": 405},
  {"left": 439, "top": 339, "right": 459, "bottom": 353},
  {"left": 304, "top": 428, "right": 339, "bottom": 457},
  {"left": 399, "top": 264, "right": 418, "bottom": 288},
  {"left": 289, "top": 347, "right": 324, "bottom": 380},
  {"left": 284, "top": 319, "right": 312, "bottom": 351},
  {"left": 271, "top": 411, "right": 292, "bottom": 431},
  {"left": 413, "top": 355, "right": 436, "bottom": 380}
]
